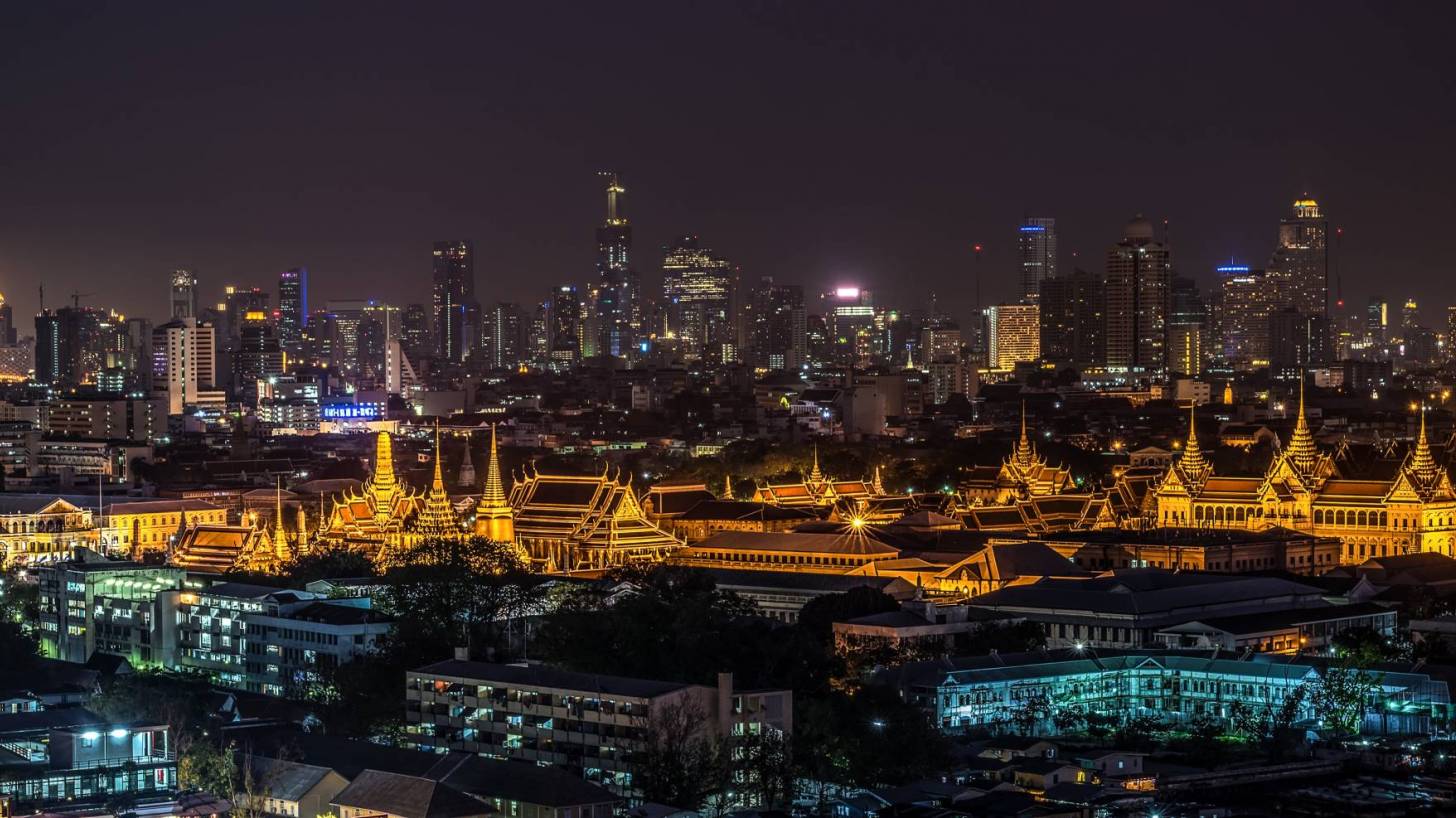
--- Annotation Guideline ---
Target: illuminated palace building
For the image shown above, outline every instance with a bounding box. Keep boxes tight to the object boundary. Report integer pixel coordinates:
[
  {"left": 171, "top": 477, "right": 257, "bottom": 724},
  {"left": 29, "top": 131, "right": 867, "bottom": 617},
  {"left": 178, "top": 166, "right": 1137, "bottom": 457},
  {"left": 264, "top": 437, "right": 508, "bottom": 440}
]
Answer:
[
  {"left": 321, "top": 428, "right": 679, "bottom": 571},
  {"left": 1155, "top": 390, "right": 1456, "bottom": 561}
]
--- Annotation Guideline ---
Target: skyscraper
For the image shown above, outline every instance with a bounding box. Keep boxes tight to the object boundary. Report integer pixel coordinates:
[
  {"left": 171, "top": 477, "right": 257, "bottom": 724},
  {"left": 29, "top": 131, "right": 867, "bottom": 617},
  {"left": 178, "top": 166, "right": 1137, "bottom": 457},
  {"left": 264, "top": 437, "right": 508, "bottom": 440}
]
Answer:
[
  {"left": 232, "top": 310, "right": 284, "bottom": 402},
  {"left": 278, "top": 267, "right": 308, "bottom": 350},
  {"left": 1215, "top": 265, "right": 1270, "bottom": 370},
  {"left": 480, "top": 302, "right": 523, "bottom": 371},
  {"left": 749, "top": 278, "right": 806, "bottom": 371},
  {"left": 32, "top": 306, "right": 115, "bottom": 387},
  {"left": 170, "top": 269, "right": 199, "bottom": 321},
  {"left": 1018, "top": 218, "right": 1057, "bottom": 303},
  {"left": 1038, "top": 269, "right": 1106, "bottom": 367},
  {"left": 1167, "top": 274, "right": 1208, "bottom": 376},
  {"left": 1269, "top": 197, "right": 1328, "bottom": 318},
  {"left": 661, "top": 236, "right": 734, "bottom": 363},
  {"left": 432, "top": 240, "right": 476, "bottom": 363},
  {"left": 151, "top": 318, "right": 218, "bottom": 414},
  {"left": 401, "top": 303, "right": 430, "bottom": 363},
  {"left": 986, "top": 304, "right": 1040, "bottom": 369},
  {"left": 0, "top": 293, "right": 14, "bottom": 345},
  {"left": 595, "top": 173, "right": 637, "bottom": 358},
  {"left": 548, "top": 286, "right": 580, "bottom": 371},
  {"left": 1104, "top": 216, "right": 1172, "bottom": 373},
  {"left": 222, "top": 286, "right": 270, "bottom": 351}
]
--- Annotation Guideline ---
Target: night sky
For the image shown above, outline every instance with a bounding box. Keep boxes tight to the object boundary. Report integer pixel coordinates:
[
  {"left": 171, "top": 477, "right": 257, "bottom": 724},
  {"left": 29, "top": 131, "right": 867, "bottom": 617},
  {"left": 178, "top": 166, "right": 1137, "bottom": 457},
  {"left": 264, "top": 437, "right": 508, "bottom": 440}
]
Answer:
[{"left": 3, "top": 1, "right": 1455, "bottom": 328}]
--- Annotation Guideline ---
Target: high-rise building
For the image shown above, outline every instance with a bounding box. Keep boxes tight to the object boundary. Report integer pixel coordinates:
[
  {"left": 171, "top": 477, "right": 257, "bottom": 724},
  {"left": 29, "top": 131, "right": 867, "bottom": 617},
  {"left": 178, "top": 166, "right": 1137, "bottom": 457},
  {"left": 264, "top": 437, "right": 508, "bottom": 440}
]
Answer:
[
  {"left": 170, "top": 269, "right": 198, "bottom": 321},
  {"left": 1105, "top": 216, "right": 1172, "bottom": 373},
  {"left": 661, "top": 236, "right": 735, "bottom": 363},
  {"left": 595, "top": 173, "right": 638, "bottom": 358},
  {"left": 548, "top": 286, "right": 580, "bottom": 371},
  {"left": 32, "top": 306, "right": 117, "bottom": 387},
  {"left": 480, "top": 302, "right": 523, "bottom": 371},
  {"left": 1018, "top": 218, "right": 1057, "bottom": 303},
  {"left": 277, "top": 268, "right": 308, "bottom": 350},
  {"left": 232, "top": 310, "right": 284, "bottom": 401},
  {"left": 1215, "top": 266, "right": 1270, "bottom": 370},
  {"left": 0, "top": 292, "right": 14, "bottom": 345},
  {"left": 1365, "top": 296, "right": 1388, "bottom": 348},
  {"left": 151, "top": 318, "right": 218, "bottom": 414},
  {"left": 1269, "top": 308, "right": 1332, "bottom": 373},
  {"left": 401, "top": 303, "right": 430, "bottom": 363},
  {"left": 222, "top": 286, "right": 270, "bottom": 351},
  {"left": 986, "top": 304, "right": 1040, "bottom": 369},
  {"left": 432, "top": 240, "right": 476, "bottom": 363},
  {"left": 1167, "top": 275, "right": 1207, "bottom": 376},
  {"left": 821, "top": 287, "right": 876, "bottom": 366},
  {"left": 1038, "top": 269, "right": 1106, "bottom": 367},
  {"left": 748, "top": 278, "right": 806, "bottom": 371},
  {"left": 359, "top": 302, "right": 401, "bottom": 383},
  {"left": 1269, "top": 198, "right": 1328, "bottom": 319}
]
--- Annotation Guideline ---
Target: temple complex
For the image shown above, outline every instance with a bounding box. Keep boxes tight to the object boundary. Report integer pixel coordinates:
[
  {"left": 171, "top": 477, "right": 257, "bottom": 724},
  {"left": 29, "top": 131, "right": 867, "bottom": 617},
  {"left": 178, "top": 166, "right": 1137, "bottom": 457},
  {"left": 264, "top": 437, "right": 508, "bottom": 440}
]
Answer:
[
  {"left": 508, "top": 466, "right": 682, "bottom": 571},
  {"left": 320, "top": 431, "right": 423, "bottom": 561},
  {"left": 960, "top": 405, "right": 1074, "bottom": 504},
  {"left": 1154, "top": 386, "right": 1456, "bottom": 562},
  {"left": 752, "top": 447, "right": 877, "bottom": 507}
]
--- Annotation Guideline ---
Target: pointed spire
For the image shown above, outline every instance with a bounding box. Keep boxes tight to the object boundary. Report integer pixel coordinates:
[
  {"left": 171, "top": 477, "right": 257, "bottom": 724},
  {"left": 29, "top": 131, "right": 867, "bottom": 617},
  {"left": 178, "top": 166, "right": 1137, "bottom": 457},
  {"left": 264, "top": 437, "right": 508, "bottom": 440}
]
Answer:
[
  {"left": 481, "top": 424, "right": 508, "bottom": 508},
  {"left": 723, "top": 473, "right": 734, "bottom": 499},
  {"left": 1223, "top": 381, "right": 1234, "bottom": 405},
  {"left": 1013, "top": 402, "right": 1036, "bottom": 469},
  {"left": 1410, "top": 406, "right": 1441, "bottom": 482},
  {"left": 1286, "top": 379, "right": 1319, "bottom": 473},
  {"left": 457, "top": 439, "right": 476, "bottom": 488},
  {"left": 372, "top": 431, "right": 397, "bottom": 493},
  {"left": 431, "top": 421, "right": 445, "bottom": 492},
  {"left": 809, "top": 444, "right": 824, "bottom": 484},
  {"left": 871, "top": 464, "right": 885, "bottom": 495},
  {"left": 274, "top": 478, "right": 290, "bottom": 562},
  {"left": 1180, "top": 403, "right": 1208, "bottom": 474}
]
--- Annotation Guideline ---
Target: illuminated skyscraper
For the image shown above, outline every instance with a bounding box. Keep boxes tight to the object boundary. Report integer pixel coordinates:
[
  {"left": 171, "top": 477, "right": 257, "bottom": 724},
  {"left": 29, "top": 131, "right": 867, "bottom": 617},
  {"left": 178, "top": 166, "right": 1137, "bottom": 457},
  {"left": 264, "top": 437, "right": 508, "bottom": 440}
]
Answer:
[
  {"left": 1017, "top": 218, "right": 1057, "bottom": 303},
  {"left": 481, "top": 302, "right": 523, "bottom": 371},
  {"left": 548, "top": 286, "right": 580, "bottom": 370},
  {"left": 401, "top": 303, "right": 429, "bottom": 362},
  {"left": 1105, "top": 216, "right": 1172, "bottom": 373},
  {"left": 595, "top": 173, "right": 637, "bottom": 358},
  {"left": 1215, "top": 265, "right": 1270, "bottom": 370},
  {"left": 1269, "top": 197, "right": 1328, "bottom": 318},
  {"left": 222, "top": 286, "right": 270, "bottom": 351},
  {"left": 432, "top": 240, "right": 476, "bottom": 362},
  {"left": 1366, "top": 297, "right": 1388, "bottom": 347},
  {"left": 661, "top": 236, "right": 734, "bottom": 362},
  {"left": 170, "top": 269, "right": 199, "bottom": 320},
  {"left": 986, "top": 304, "right": 1040, "bottom": 369},
  {"left": 0, "top": 293, "right": 14, "bottom": 345},
  {"left": 278, "top": 267, "right": 307, "bottom": 349},
  {"left": 151, "top": 318, "right": 218, "bottom": 414},
  {"left": 1168, "top": 275, "right": 1208, "bottom": 376},
  {"left": 232, "top": 309, "right": 283, "bottom": 402}
]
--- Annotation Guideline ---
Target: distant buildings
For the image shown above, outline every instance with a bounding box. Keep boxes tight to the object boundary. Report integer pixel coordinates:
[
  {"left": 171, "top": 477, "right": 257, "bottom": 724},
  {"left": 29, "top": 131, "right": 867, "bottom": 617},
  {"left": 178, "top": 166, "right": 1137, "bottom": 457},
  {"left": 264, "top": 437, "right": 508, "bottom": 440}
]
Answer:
[
  {"left": 1017, "top": 217, "right": 1057, "bottom": 303},
  {"left": 661, "top": 236, "right": 735, "bottom": 363},
  {"left": 595, "top": 173, "right": 638, "bottom": 358},
  {"left": 1038, "top": 269, "right": 1105, "bottom": 368},
  {"left": 169, "top": 268, "right": 198, "bottom": 321},
  {"left": 749, "top": 277, "right": 807, "bottom": 371},
  {"left": 1104, "top": 216, "right": 1172, "bottom": 374},
  {"left": 432, "top": 240, "right": 477, "bottom": 363},
  {"left": 986, "top": 304, "right": 1039, "bottom": 370},
  {"left": 151, "top": 317, "right": 221, "bottom": 414}
]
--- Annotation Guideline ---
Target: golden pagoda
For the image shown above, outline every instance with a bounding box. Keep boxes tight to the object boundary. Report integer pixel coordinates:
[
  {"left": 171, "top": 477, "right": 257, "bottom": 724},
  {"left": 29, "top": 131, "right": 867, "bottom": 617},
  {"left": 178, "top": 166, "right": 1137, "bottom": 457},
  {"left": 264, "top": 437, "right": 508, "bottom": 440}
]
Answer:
[
  {"left": 321, "top": 431, "right": 423, "bottom": 560},
  {"left": 408, "top": 423, "right": 464, "bottom": 542},
  {"left": 963, "top": 404, "right": 1073, "bottom": 504},
  {"left": 474, "top": 424, "right": 515, "bottom": 543},
  {"left": 753, "top": 444, "right": 877, "bottom": 507}
]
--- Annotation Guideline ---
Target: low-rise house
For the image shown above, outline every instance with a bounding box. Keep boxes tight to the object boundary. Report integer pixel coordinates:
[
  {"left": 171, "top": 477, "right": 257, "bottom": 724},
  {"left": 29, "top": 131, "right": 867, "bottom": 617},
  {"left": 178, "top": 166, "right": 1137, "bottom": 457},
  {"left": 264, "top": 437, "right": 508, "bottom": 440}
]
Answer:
[
  {"left": 0, "top": 708, "right": 177, "bottom": 812},
  {"left": 333, "top": 770, "right": 493, "bottom": 818}
]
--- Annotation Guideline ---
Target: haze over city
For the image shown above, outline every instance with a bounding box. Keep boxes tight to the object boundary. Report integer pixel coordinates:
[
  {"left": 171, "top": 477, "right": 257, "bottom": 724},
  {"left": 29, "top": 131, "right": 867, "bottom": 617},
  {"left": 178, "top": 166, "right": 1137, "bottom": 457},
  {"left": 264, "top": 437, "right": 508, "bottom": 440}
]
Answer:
[{"left": 3, "top": 2, "right": 1456, "bottom": 323}]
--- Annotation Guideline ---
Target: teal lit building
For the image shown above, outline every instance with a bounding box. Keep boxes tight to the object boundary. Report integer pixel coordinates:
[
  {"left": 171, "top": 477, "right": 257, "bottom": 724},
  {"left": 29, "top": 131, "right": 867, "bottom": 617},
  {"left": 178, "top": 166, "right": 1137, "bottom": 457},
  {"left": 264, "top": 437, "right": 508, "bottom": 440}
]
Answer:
[{"left": 897, "top": 649, "right": 1452, "bottom": 737}]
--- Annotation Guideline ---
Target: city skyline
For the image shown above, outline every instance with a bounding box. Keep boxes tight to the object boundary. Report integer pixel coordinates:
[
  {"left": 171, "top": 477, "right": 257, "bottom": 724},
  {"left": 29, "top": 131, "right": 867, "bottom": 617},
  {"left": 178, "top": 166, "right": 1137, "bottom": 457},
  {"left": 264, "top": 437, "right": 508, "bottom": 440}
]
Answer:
[{"left": 3, "top": 3, "right": 1456, "bottom": 326}]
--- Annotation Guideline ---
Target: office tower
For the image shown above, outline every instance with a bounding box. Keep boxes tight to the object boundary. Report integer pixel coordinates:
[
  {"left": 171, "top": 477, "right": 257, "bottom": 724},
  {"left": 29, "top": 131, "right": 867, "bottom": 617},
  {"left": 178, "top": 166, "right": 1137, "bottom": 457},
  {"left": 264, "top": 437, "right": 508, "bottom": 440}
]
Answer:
[
  {"left": 1448, "top": 307, "right": 1456, "bottom": 361},
  {"left": 547, "top": 286, "right": 580, "bottom": 371},
  {"left": 595, "top": 173, "right": 638, "bottom": 358},
  {"left": 151, "top": 318, "right": 217, "bottom": 414},
  {"left": 986, "top": 304, "right": 1040, "bottom": 369},
  {"left": 278, "top": 268, "right": 308, "bottom": 349},
  {"left": 1402, "top": 298, "right": 1420, "bottom": 335},
  {"left": 170, "top": 269, "right": 199, "bottom": 320},
  {"left": 1167, "top": 275, "right": 1207, "bottom": 376},
  {"left": 1269, "top": 308, "right": 1332, "bottom": 372},
  {"left": 0, "top": 292, "right": 14, "bottom": 345},
  {"left": 1215, "top": 266, "right": 1270, "bottom": 370},
  {"left": 432, "top": 240, "right": 476, "bottom": 362},
  {"left": 125, "top": 318, "right": 154, "bottom": 392},
  {"left": 1268, "top": 197, "right": 1328, "bottom": 318},
  {"left": 920, "top": 321, "right": 961, "bottom": 363},
  {"left": 401, "top": 303, "right": 429, "bottom": 363},
  {"left": 1038, "top": 269, "right": 1106, "bottom": 367},
  {"left": 1105, "top": 216, "right": 1172, "bottom": 373},
  {"left": 821, "top": 287, "right": 876, "bottom": 366},
  {"left": 481, "top": 302, "right": 523, "bottom": 371},
  {"left": 359, "top": 302, "right": 401, "bottom": 383},
  {"left": 32, "top": 306, "right": 114, "bottom": 387},
  {"left": 1366, "top": 297, "right": 1388, "bottom": 347},
  {"left": 1018, "top": 218, "right": 1057, "bottom": 303},
  {"left": 221, "top": 286, "right": 270, "bottom": 351},
  {"left": 661, "top": 236, "right": 735, "bottom": 362},
  {"left": 232, "top": 310, "right": 284, "bottom": 401},
  {"left": 748, "top": 278, "right": 806, "bottom": 371}
]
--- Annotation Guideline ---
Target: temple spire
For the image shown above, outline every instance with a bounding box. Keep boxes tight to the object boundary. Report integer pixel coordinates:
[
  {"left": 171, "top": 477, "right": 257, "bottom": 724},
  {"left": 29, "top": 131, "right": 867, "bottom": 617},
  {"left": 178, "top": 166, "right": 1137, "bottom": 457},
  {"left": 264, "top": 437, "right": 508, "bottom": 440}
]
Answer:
[
  {"left": 1014, "top": 402, "right": 1035, "bottom": 469},
  {"left": 273, "top": 478, "right": 290, "bottom": 561},
  {"left": 372, "top": 431, "right": 397, "bottom": 493},
  {"left": 723, "top": 473, "right": 734, "bottom": 499},
  {"left": 431, "top": 421, "right": 445, "bottom": 492},
  {"left": 1286, "top": 380, "right": 1319, "bottom": 473},
  {"left": 872, "top": 464, "right": 885, "bottom": 495},
  {"left": 1410, "top": 406, "right": 1441, "bottom": 482},
  {"left": 1180, "top": 403, "right": 1207, "bottom": 474},
  {"left": 809, "top": 444, "right": 824, "bottom": 484},
  {"left": 475, "top": 423, "right": 515, "bottom": 543}
]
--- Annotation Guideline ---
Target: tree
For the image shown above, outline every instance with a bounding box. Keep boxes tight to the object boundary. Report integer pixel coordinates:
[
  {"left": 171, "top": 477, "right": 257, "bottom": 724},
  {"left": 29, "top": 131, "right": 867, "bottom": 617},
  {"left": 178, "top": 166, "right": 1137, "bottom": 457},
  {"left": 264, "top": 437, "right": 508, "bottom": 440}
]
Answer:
[
  {"left": 381, "top": 536, "right": 543, "bottom": 660},
  {"left": 634, "top": 697, "right": 723, "bottom": 809},
  {"left": 734, "top": 729, "right": 795, "bottom": 810},
  {"left": 797, "top": 587, "right": 900, "bottom": 644},
  {"left": 178, "top": 739, "right": 237, "bottom": 798},
  {"left": 92, "top": 670, "right": 216, "bottom": 747},
  {"left": 1113, "top": 715, "right": 1162, "bottom": 751},
  {"left": 1010, "top": 690, "right": 1052, "bottom": 736},
  {"left": 1311, "top": 657, "right": 1380, "bottom": 737},
  {"left": 284, "top": 545, "right": 376, "bottom": 587},
  {"left": 954, "top": 620, "right": 1048, "bottom": 655}
]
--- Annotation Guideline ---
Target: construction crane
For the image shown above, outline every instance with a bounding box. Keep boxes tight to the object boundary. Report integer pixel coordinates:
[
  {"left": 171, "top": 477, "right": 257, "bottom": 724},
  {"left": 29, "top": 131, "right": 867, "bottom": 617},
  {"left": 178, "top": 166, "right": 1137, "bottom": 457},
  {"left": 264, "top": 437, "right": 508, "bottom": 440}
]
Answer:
[{"left": 70, "top": 291, "right": 93, "bottom": 309}]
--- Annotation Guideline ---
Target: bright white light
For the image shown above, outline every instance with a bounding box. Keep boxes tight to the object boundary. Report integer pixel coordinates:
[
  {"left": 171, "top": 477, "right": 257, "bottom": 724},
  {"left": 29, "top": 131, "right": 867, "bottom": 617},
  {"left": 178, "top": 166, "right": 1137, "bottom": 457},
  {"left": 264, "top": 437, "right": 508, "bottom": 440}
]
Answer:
[
  {"left": 835, "top": 287, "right": 860, "bottom": 299},
  {"left": 81, "top": 731, "right": 100, "bottom": 740},
  {"left": 110, "top": 728, "right": 128, "bottom": 738}
]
